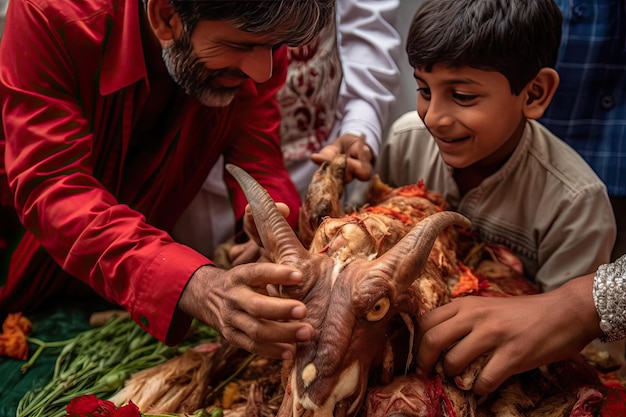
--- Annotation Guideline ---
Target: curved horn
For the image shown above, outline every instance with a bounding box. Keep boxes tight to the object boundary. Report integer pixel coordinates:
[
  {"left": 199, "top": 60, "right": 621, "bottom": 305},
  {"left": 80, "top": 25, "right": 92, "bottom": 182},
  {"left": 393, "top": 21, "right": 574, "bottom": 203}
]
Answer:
[
  {"left": 374, "top": 211, "right": 471, "bottom": 292},
  {"left": 225, "top": 164, "right": 310, "bottom": 264}
]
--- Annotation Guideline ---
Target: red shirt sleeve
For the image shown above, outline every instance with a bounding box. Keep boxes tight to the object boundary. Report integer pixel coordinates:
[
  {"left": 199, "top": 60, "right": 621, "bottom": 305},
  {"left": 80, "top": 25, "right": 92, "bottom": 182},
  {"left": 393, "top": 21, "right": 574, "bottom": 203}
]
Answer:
[
  {"left": 0, "top": 0, "right": 208, "bottom": 345},
  {"left": 0, "top": 1, "right": 300, "bottom": 347}
]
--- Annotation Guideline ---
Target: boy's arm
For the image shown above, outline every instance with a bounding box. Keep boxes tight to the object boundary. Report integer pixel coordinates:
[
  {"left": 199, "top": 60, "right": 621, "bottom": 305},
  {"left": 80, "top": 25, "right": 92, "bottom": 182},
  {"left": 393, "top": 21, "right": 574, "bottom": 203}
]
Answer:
[
  {"left": 535, "top": 184, "right": 616, "bottom": 291},
  {"left": 416, "top": 272, "right": 602, "bottom": 395}
]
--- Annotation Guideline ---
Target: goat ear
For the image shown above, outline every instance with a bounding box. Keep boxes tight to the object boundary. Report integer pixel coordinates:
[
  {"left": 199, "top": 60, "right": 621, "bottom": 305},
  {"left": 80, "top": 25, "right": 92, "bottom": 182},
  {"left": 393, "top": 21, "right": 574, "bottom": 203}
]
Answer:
[
  {"left": 374, "top": 211, "right": 471, "bottom": 292},
  {"left": 225, "top": 164, "right": 311, "bottom": 266}
]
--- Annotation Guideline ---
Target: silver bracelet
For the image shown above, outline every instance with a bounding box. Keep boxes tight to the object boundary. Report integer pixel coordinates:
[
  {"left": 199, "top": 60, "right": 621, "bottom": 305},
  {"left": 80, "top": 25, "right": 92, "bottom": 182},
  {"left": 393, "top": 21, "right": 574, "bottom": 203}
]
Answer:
[{"left": 593, "top": 254, "right": 626, "bottom": 343}]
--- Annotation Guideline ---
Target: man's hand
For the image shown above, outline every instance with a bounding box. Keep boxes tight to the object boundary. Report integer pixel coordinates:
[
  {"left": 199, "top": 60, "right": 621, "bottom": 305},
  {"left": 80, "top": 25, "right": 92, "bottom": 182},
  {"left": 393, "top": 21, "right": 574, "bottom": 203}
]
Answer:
[
  {"left": 416, "top": 275, "right": 601, "bottom": 395},
  {"left": 178, "top": 263, "right": 314, "bottom": 360},
  {"left": 310, "top": 133, "right": 373, "bottom": 182},
  {"left": 227, "top": 202, "right": 291, "bottom": 266},
  {"left": 229, "top": 239, "right": 264, "bottom": 266}
]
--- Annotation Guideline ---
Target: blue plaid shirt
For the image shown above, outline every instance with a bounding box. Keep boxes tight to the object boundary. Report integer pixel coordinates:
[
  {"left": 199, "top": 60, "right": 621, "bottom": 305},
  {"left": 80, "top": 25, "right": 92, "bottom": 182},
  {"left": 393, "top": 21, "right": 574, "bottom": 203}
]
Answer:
[{"left": 540, "top": 0, "right": 626, "bottom": 196}]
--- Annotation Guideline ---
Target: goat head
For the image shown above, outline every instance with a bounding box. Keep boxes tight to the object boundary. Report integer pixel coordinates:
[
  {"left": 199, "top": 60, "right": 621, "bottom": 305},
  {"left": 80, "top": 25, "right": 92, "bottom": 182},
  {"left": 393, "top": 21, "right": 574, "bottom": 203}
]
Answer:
[{"left": 225, "top": 161, "right": 470, "bottom": 417}]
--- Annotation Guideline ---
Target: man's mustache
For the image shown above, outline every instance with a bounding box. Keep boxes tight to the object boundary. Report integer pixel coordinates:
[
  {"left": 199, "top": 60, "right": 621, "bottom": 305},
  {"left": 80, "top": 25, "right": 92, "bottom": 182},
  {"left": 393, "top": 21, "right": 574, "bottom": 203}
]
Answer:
[{"left": 203, "top": 67, "right": 249, "bottom": 81}]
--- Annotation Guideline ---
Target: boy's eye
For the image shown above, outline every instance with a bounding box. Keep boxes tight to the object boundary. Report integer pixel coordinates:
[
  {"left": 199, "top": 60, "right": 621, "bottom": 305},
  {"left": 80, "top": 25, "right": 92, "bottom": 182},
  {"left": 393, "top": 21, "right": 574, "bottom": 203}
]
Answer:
[
  {"left": 416, "top": 87, "right": 431, "bottom": 99},
  {"left": 452, "top": 92, "right": 478, "bottom": 103}
]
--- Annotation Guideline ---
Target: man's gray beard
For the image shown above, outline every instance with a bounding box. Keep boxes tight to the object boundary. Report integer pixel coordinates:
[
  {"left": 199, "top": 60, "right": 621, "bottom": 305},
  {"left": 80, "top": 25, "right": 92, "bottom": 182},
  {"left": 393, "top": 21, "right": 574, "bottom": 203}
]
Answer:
[
  {"left": 162, "top": 47, "right": 238, "bottom": 108},
  {"left": 193, "top": 87, "right": 237, "bottom": 107}
]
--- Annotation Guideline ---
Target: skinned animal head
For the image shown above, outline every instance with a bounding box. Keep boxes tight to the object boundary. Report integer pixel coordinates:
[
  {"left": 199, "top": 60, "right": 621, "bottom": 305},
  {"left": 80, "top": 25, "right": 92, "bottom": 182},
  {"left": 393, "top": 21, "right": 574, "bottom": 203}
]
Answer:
[{"left": 225, "top": 163, "right": 470, "bottom": 417}]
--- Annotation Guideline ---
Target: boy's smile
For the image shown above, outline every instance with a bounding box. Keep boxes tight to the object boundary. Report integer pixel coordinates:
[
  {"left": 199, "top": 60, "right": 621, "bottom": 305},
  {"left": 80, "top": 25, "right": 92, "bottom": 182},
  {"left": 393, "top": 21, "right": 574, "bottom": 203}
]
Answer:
[
  {"left": 434, "top": 135, "right": 472, "bottom": 150},
  {"left": 413, "top": 65, "right": 527, "bottom": 176}
]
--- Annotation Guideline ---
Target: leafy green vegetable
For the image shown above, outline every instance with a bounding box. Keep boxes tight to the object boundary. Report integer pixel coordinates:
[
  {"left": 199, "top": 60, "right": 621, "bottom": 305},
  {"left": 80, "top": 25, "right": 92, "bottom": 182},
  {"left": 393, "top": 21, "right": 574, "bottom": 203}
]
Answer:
[{"left": 16, "top": 315, "right": 219, "bottom": 417}]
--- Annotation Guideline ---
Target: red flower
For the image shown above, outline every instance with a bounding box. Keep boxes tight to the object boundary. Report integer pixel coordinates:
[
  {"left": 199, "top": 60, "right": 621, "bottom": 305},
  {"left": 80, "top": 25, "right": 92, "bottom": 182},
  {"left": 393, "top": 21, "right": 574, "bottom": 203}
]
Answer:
[
  {"left": 113, "top": 402, "right": 141, "bottom": 417},
  {"left": 65, "top": 394, "right": 140, "bottom": 417}
]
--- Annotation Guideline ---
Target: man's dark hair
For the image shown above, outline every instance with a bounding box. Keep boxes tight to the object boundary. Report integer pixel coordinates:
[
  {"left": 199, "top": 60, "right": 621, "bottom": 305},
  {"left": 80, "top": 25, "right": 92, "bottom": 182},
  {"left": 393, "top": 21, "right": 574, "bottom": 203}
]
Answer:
[
  {"left": 407, "top": 0, "right": 562, "bottom": 95},
  {"left": 170, "top": 0, "right": 334, "bottom": 48}
]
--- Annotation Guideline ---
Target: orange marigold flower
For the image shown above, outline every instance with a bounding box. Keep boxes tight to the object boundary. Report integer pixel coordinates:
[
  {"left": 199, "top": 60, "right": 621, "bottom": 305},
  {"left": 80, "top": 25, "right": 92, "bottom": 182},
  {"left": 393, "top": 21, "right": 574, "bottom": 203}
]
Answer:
[
  {"left": 0, "top": 331, "right": 29, "bottom": 360},
  {"left": 3, "top": 312, "right": 33, "bottom": 334},
  {"left": 396, "top": 179, "right": 428, "bottom": 197},
  {"left": 364, "top": 206, "right": 412, "bottom": 224},
  {"left": 451, "top": 263, "right": 480, "bottom": 298},
  {"left": 0, "top": 312, "right": 33, "bottom": 360}
]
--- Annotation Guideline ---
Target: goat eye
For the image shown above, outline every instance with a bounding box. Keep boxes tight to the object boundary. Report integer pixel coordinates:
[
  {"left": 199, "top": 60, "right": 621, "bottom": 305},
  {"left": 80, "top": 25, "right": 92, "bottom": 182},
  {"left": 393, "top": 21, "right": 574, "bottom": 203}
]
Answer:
[{"left": 366, "top": 297, "right": 390, "bottom": 321}]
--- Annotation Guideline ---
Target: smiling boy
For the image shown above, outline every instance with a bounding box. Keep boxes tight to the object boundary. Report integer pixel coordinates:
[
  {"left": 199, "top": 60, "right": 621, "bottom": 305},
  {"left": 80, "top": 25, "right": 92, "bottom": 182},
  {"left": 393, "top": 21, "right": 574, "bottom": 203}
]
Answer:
[{"left": 378, "top": 0, "right": 616, "bottom": 292}]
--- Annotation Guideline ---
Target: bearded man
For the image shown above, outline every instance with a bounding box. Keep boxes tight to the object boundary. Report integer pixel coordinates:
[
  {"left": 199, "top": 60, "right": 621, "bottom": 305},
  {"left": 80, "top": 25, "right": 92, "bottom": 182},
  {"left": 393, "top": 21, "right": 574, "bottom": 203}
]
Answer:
[{"left": 0, "top": 0, "right": 333, "bottom": 359}]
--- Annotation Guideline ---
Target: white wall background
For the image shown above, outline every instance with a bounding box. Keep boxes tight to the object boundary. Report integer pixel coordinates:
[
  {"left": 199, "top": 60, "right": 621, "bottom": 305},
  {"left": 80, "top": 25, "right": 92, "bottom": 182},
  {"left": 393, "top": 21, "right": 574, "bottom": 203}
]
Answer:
[
  {"left": 0, "top": 0, "right": 7, "bottom": 37},
  {"left": 388, "top": 0, "right": 423, "bottom": 126}
]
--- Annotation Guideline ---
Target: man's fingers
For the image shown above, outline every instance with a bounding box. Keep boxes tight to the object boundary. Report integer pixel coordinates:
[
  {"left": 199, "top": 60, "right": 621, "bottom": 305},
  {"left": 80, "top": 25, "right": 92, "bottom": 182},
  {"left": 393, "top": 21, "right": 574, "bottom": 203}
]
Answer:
[
  {"left": 313, "top": 146, "right": 373, "bottom": 182},
  {"left": 238, "top": 288, "right": 309, "bottom": 321},
  {"left": 346, "top": 155, "right": 373, "bottom": 181},
  {"left": 310, "top": 134, "right": 374, "bottom": 182},
  {"left": 243, "top": 202, "right": 290, "bottom": 245},
  {"left": 222, "top": 311, "right": 314, "bottom": 359},
  {"left": 344, "top": 140, "right": 373, "bottom": 181},
  {"left": 226, "top": 328, "right": 298, "bottom": 360},
  {"left": 273, "top": 202, "right": 291, "bottom": 218},
  {"left": 229, "top": 240, "right": 261, "bottom": 265},
  {"left": 229, "top": 311, "right": 313, "bottom": 343},
  {"left": 231, "top": 262, "right": 303, "bottom": 288},
  {"left": 348, "top": 142, "right": 372, "bottom": 163},
  {"left": 310, "top": 147, "right": 339, "bottom": 165},
  {"left": 228, "top": 263, "right": 310, "bottom": 321}
]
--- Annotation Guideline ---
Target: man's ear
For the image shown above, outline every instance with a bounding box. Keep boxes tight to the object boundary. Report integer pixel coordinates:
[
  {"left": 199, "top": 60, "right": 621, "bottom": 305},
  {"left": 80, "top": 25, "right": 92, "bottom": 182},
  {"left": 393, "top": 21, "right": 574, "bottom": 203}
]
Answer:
[
  {"left": 522, "top": 68, "right": 560, "bottom": 120},
  {"left": 146, "top": 0, "right": 179, "bottom": 41}
]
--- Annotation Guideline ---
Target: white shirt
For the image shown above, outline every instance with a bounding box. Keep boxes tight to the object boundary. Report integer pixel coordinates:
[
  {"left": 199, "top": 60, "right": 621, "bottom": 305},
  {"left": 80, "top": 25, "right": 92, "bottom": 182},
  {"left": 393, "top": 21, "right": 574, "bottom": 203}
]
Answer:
[{"left": 284, "top": 0, "right": 402, "bottom": 199}]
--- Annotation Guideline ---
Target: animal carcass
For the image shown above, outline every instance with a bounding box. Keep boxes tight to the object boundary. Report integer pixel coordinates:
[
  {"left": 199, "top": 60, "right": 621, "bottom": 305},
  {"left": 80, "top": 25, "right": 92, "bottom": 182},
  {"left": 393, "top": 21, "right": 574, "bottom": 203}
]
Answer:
[{"left": 224, "top": 155, "right": 604, "bottom": 417}]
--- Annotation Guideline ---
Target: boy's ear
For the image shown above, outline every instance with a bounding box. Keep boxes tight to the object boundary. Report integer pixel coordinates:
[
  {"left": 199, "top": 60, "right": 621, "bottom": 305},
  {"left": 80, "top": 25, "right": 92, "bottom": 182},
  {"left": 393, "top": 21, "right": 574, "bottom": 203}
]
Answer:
[
  {"left": 146, "top": 0, "right": 180, "bottom": 41},
  {"left": 522, "top": 68, "right": 560, "bottom": 120}
]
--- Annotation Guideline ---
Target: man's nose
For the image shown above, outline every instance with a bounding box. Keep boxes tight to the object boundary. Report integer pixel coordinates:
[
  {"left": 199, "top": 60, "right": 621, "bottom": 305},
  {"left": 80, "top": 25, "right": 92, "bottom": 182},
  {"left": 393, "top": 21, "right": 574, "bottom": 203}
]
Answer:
[{"left": 240, "top": 47, "right": 273, "bottom": 83}]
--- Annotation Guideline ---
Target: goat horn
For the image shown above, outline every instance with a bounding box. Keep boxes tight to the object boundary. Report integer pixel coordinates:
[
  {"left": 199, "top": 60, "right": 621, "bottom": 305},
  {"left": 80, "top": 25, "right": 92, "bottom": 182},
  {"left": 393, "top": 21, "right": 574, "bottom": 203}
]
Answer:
[
  {"left": 375, "top": 211, "right": 471, "bottom": 292},
  {"left": 225, "top": 164, "right": 310, "bottom": 266}
]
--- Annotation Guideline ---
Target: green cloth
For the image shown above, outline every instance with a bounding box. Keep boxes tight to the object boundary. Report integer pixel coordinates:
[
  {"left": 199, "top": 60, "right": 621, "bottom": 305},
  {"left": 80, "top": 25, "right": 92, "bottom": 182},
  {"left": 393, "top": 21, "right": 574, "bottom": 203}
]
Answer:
[{"left": 0, "top": 303, "right": 105, "bottom": 417}]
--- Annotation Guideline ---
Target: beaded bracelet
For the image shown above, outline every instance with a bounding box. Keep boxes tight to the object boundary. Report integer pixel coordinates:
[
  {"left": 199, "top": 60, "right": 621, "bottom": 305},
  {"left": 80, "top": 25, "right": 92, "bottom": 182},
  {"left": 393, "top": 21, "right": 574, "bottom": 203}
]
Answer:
[{"left": 593, "top": 254, "right": 626, "bottom": 343}]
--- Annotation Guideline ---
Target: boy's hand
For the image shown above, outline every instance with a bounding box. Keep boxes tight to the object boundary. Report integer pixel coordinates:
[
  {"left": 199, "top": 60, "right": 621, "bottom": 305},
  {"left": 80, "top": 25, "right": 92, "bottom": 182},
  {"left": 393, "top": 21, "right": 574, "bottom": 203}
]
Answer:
[{"left": 416, "top": 276, "right": 601, "bottom": 395}]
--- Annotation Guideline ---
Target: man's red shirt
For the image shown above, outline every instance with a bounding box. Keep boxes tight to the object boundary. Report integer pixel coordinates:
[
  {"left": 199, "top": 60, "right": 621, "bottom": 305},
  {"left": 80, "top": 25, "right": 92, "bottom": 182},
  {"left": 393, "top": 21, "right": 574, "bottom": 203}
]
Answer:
[{"left": 0, "top": 0, "right": 300, "bottom": 344}]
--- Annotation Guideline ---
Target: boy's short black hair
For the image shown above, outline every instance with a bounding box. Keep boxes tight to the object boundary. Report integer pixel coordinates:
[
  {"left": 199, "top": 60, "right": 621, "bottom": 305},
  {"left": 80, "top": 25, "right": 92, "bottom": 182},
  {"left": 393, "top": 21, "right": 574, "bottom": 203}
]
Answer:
[{"left": 407, "top": 0, "right": 562, "bottom": 95}]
